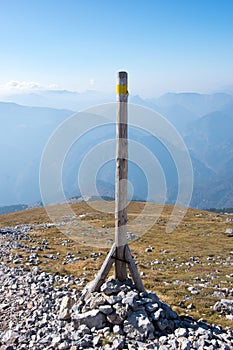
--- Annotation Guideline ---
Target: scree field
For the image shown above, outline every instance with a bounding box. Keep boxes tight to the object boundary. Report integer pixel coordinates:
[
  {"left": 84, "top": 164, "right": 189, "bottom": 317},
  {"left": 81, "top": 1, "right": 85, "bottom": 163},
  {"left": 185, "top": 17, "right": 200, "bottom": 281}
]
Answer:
[{"left": 0, "top": 202, "right": 232, "bottom": 330}]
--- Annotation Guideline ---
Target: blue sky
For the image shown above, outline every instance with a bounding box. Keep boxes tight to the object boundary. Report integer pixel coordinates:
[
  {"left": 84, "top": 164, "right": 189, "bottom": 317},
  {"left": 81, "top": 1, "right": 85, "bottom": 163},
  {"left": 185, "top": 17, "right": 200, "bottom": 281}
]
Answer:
[{"left": 0, "top": 0, "right": 233, "bottom": 97}]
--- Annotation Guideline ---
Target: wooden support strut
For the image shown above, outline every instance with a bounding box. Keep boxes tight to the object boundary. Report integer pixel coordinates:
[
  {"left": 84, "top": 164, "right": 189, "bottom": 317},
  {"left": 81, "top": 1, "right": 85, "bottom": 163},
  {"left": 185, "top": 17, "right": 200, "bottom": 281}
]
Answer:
[{"left": 84, "top": 72, "right": 145, "bottom": 297}]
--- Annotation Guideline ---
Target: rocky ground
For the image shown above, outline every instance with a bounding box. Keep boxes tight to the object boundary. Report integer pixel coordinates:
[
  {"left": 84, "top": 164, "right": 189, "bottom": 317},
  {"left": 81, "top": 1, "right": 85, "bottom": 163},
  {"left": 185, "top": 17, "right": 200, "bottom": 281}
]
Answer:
[{"left": 0, "top": 226, "right": 233, "bottom": 350}]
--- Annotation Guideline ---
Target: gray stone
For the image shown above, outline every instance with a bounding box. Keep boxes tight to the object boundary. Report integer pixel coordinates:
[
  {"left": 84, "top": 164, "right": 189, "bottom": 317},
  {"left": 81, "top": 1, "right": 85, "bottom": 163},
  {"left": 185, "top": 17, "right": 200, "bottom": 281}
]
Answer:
[
  {"left": 99, "top": 304, "right": 114, "bottom": 315},
  {"left": 145, "top": 302, "right": 159, "bottom": 313},
  {"left": 58, "top": 295, "right": 74, "bottom": 320},
  {"left": 147, "top": 292, "right": 160, "bottom": 303},
  {"left": 159, "top": 335, "right": 168, "bottom": 344},
  {"left": 124, "top": 309, "right": 155, "bottom": 340},
  {"left": 76, "top": 337, "right": 92, "bottom": 348},
  {"left": 51, "top": 335, "right": 62, "bottom": 346},
  {"left": 156, "top": 318, "right": 170, "bottom": 332},
  {"left": 178, "top": 338, "right": 191, "bottom": 350},
  {"left": 107, "top": 311, "right": 125, "bottom": 325},
  {"left": 100, "top": 280, "right": 123, "bottom": 295},
  {"left": 122, "top": 290, "right": 138, "bottom": 308},
  {"left": 0, "top": 303, "right": 10, "bottom": 310},
  {"left": 105, "top": 294, "right": 122, "bottom": 305},
  {"left": 79, "top": 324, "right": 91, "bottom": 334},
  {"left": 186, "top": 303, "right": 195, "bottom": 310},
  {"left": 175, "top": 328, "right": 188, "bottom": 337},
  {"left": 73, "top": 309, "right": 106, "bottom": 330},
  {"left": 89, "top": 293, "right": 106, "bottom": 308},
  {"left": 113, "top": 325, "right": 123, "bottom": 335},
  {"left": 145, "top": 247, "right": 153, "bottom": 253},
  {"left": 187, "top": 286, "right": 200, "bottom": 295},
  {"left": 151, "top": 308, "right": 165, "bottom": 321},
  {"left": 93, "top": 335, "right": 102, "bottom": 346},
  {"left": 214, "top": 299, "right": 233, "bottom": 315},
  {"left": 1, "top": 330, "right": 19, "bottom": 343},
  {"left": 225, "top": 228, "right": 233, "bottom": 234},
  {"left": 58, "top": 341, "right": 70, "bottom": 349},
  {"left": 112, "top": 337, "right": 125, "bottom": 349}
]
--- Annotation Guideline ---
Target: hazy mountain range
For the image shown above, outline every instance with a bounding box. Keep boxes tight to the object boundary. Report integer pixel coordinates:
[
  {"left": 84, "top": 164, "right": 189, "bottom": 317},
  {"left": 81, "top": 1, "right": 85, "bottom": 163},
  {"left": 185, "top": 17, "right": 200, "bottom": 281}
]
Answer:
[{"left": 1, "top": 88, "right": 233, "bottom": 210}]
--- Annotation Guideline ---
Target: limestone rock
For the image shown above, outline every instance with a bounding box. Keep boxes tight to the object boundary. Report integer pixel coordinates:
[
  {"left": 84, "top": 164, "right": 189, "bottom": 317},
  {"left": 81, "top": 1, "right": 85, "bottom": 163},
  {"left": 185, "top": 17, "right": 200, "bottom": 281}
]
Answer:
[
  {"left": 124, "top": 309, "right": 155, "bottom": 341},
  {"left": 72, "top": 309, "right": 106, "bottom": 330},
  {"left": 58, "top": 295, "right": 75, "bottom": 320},
  {"left": 98, "top": 304, "right": 113, "bottom": 315},
  {"left": 100, "top": 279, "right": 123, "bottom": 295},
  {"left": 214, "top": 299, "right": 233, "bottom": 315}
]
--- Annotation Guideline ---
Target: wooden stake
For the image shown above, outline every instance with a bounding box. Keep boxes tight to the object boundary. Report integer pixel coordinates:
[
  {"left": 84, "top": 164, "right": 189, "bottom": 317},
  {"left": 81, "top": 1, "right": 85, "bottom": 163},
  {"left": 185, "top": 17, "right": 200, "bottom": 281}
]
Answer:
[
  {"left": 115, "top": 71, "right": 128, "bottom": 281},
  {"left": 85, "top": 71, "right": 145, "bottom": 295}
]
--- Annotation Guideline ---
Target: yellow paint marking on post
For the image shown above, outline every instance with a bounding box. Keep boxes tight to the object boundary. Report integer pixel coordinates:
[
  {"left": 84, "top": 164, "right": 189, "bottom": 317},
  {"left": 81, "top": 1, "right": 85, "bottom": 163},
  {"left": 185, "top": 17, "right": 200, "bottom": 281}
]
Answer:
[{"left": 116, "top": 84, "right": 127, "bottom": 95}]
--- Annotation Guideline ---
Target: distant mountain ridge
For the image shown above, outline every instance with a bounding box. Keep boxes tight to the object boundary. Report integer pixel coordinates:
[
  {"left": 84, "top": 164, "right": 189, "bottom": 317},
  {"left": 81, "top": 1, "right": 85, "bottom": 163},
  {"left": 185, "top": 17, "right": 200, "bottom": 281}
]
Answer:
[
  {"left": 0, "top": 204, "right": 28, "bottom": 215},
  {"left": 1, "top": 88, "right": 233, "bottom": 209},
  {"left": 0, "top": 89, "right": 114, "bottom": 111},
  {"left": 151, "top": 92, "right": 233, "bottom": 116}
]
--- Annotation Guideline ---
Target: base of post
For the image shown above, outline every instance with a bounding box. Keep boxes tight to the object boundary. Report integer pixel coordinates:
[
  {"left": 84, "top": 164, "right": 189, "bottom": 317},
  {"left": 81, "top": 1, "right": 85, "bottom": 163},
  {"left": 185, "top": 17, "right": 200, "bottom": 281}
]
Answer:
[{"left": 83, "top": 243, "right": 145, "bottom": 298}]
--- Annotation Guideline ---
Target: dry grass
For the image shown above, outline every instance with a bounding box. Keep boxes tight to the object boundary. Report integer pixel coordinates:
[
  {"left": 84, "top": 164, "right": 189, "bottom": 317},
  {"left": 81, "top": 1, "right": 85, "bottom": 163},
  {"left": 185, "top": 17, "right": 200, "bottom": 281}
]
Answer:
[{"left": 1, "top": 201, "right": 233, "bottom": 329}]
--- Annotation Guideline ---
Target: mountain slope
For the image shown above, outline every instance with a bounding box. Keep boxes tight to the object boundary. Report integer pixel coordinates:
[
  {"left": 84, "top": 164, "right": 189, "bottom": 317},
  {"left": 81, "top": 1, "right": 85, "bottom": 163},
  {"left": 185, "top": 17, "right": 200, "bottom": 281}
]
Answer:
[
  {"left": 0, "top": 102, "right": 74, "bottom": 205},
  {"left": 185, "top": 107, "right": 233, "bottom": 172},
  {"left": 1, "top": 93, "right": 233, "bottom": 209},
  {"left": 152, "top": 92, "right": 233, "bottom": 116}
]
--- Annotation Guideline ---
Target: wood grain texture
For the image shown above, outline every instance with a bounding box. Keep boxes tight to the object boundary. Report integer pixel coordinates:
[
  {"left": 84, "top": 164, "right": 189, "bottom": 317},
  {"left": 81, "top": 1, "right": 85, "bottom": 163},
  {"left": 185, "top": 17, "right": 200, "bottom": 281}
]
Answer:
[
  {"left": 115, "top": 72, "right": 128, "bottom": 280},
  {"left": 125, "top": 244, "right": 146, "bottom": 292},
  {"left": 85, "top": 72, "right": 145, "bottom": 293},
  {"left": 84, "top": 244, "right": 116, "bottom": 296}
]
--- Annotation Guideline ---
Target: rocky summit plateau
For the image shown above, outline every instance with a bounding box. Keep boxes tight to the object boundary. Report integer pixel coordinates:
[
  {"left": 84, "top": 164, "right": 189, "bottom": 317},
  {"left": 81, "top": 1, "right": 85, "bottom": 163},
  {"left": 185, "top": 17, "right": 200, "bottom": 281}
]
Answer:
[{"left": 0, "top": 225, "right": 233, "bottom": 349}]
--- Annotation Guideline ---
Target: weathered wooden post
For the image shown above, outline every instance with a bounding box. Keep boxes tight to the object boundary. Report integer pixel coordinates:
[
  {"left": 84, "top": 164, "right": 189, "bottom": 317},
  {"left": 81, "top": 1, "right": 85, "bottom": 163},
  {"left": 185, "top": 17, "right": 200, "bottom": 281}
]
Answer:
[
  {"left": 84, "top": 71, "right": 145, "bottom": 295},
  {"left": 115, "top": 71, "right": 128, "bottom": 281}
]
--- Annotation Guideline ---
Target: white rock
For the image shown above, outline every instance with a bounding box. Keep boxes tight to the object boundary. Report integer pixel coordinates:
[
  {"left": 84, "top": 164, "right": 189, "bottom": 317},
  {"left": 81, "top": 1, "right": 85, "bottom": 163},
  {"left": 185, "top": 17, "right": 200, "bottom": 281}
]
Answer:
[
  {"left": 73, "top": 309, "right": 106, "bottom": 330},
  {"left": 58, "top": 295, "right": 74, "bottom": 320},
  {"left": 175, "top": 327, "right": 188, "bottom": 338}
]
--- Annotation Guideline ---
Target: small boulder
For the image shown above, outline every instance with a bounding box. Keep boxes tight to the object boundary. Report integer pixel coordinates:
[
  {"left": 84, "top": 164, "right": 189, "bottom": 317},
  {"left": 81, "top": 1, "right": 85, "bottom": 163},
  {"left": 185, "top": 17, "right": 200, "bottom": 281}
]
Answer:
[
  {"left": 214, "top": 299, "right": 233, "bottom": 315},
  {"left": 73, "top": 309, "right": 106, "bottom": 330},
  {"left": 58, "top": 295, "right": 75, "bottom": 320}
]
